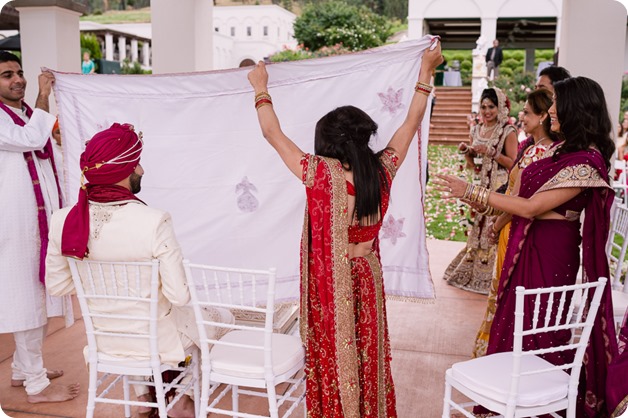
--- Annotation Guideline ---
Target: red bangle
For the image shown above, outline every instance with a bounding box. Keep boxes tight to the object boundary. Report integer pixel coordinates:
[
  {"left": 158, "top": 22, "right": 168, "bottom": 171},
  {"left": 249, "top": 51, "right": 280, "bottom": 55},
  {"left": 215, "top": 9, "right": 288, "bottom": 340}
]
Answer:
[{"left": 255, "top": 98, "right": 273, "bottom": 109}]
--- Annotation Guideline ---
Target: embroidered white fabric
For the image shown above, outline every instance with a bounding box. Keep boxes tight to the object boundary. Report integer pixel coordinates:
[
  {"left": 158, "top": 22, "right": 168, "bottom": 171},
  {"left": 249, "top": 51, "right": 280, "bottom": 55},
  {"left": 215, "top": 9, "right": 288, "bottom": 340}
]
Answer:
[{"left": 51, "top": 38, "right": 436, "bottom": 302}]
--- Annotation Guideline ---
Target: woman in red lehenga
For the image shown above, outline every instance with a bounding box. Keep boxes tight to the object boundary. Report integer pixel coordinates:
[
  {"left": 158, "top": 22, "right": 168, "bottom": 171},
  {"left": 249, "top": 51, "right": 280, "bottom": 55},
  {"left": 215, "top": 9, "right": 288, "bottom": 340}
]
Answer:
[
  {"left": 435, "top": 76, "right": 619, "bottom": 417},
  {"left": 246, "top": 43, "right": 443, "bottom": 417}
]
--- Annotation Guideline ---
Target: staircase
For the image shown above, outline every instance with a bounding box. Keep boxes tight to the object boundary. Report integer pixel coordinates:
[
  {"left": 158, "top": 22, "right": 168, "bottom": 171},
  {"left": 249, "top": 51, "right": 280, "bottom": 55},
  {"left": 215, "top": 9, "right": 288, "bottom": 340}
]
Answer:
[{"left": 429, "top": 86, "right": 472, "bottom": 145}]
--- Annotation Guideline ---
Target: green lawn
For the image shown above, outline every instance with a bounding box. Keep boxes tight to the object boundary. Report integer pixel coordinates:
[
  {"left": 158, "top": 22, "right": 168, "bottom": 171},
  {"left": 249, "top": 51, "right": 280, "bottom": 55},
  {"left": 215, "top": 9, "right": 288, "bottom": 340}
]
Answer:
[{"left": 81, "top": 9, "right": 151, "bottom": 24}]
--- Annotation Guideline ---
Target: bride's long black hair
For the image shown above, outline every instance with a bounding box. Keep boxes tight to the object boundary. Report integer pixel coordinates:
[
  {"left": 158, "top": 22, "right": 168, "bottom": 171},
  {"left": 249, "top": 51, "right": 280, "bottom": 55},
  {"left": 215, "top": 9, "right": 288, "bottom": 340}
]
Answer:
[{"left": 314, "top": 105, "right": 389, "bottom": 225}]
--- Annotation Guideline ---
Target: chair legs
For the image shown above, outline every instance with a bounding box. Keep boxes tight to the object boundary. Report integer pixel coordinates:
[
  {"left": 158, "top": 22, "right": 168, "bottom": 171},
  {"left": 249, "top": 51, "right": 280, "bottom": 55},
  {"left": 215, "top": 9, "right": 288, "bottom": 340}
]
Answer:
[
  {"left": 266, "top": 381, "right": 279, "bottom": 418},
  {"left": 85, "top": 362, "right": 98, "bottom": 418},
  {"left": 152, "top": 369, "right": 169, "bottom": 418},
  {"left": 442, "top": 379, "right": 452, "bottom": 418},
  {"left": 232, "top": 385, "right": 239, "bottom": 418},
  {"left": 122, "top": 375, "right": 131, "bottom": 418}
]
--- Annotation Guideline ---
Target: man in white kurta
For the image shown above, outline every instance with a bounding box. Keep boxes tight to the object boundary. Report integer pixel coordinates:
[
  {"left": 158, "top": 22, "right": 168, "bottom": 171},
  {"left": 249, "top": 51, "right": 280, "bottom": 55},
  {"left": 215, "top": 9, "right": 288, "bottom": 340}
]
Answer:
[
  {"left": 45, "top": 123, "right": 230, "bottom": 417},
  {"left": 0, "top": 52, "right": 79, "bottom": 403}
]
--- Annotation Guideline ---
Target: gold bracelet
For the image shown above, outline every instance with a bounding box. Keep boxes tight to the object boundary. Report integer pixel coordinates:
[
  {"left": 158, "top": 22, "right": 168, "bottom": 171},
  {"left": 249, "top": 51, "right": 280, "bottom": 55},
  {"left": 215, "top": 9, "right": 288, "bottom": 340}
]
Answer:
[
  {"left": 463, "top": 184, "right": 473, "bottom": 200},
  {"left": 480, "top": 188, "right": 490, "bottom": 206},
  {"left": 471, "top": 185, "right": 481, "bottom": 203},
  {"left": 414, "top": 81, "right": 433, "bottom": 95},
  {"left": 478, "top": 205, "right": 492, "bottom": 215},
  {"left": 255, "top": 91, "right": 271, "bottom": 100}
]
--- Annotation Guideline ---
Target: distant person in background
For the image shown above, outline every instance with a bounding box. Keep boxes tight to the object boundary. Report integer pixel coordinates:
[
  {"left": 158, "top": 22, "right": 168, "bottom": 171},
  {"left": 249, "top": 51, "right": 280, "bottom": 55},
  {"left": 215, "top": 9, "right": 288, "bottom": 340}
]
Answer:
[
  {"left": 616, "top": 118, "right": 628, "bottom": 160},
  {"left": 81, "top": 51, "right": 95, "bottom": 75},
  {"left": 445, "top": 87, "right": 517, "bottom": 294},
  {"left": 535, "top": 66, "right": 571, "bottom": 93},
  {"left": 485, "top": 39, "right": 503, "bottom": 79},
  {"left": 434, "top": 58, "right": 447, "bottom": 86},
  {"left": 516, "top": 110, "right": 527, "bottom": 142},
  {"left": 466, "top": 111, "right": 479, "bottom": 128}
]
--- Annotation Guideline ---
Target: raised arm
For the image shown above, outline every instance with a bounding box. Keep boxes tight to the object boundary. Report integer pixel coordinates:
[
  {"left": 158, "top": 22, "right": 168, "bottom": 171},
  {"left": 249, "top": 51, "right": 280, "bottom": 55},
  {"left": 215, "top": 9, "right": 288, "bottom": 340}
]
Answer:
[
  {"left": 0, "top": 71, "right": 56, "bottom": 152},
  {"left": 386, "top": 39, "right": 444, "bottom": 168},
  {"left": 248, "top": 62, "right": 305, "bottom": 179}
]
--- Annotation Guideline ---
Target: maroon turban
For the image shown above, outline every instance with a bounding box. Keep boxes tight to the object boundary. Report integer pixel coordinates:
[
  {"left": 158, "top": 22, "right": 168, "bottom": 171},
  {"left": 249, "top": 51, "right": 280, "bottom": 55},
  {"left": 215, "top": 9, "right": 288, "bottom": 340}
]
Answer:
[{"left": 61, "top": 123, "right": 143, "bottom": 259}]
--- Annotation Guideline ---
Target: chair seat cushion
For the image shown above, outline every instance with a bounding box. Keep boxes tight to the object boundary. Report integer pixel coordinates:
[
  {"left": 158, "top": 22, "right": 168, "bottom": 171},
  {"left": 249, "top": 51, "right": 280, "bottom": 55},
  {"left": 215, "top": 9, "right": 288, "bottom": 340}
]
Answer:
[
  {"left": 209, "top": 330, "right": 304, "bottom": 379},
  {"left": 451, "top": 352, "right": 570, "bottom": 407}
]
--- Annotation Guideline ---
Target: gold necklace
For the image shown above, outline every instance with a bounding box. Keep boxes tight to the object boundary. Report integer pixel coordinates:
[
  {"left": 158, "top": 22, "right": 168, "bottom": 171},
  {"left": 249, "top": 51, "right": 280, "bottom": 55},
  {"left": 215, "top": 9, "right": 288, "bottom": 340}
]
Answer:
[
  {"left": 534, "top": 136, "right": 548, "bottom": 146},
  {"left": 480, "top": 123, "right": 497, "bottom": 137}
]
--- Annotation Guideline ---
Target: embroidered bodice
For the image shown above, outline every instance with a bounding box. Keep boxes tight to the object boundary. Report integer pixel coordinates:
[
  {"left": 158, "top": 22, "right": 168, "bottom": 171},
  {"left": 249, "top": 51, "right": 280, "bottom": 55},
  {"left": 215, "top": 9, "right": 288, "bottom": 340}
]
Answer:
[{"left": 302, "top": 149, "right": 398, "bottom": 244}]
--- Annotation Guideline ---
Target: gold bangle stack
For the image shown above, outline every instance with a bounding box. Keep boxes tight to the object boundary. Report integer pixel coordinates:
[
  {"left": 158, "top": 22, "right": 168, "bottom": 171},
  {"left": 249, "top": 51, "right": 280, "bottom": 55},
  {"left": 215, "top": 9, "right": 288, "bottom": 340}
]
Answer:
[
  {"left": 463, "top": 183, "right": 490, "bottom": 207},
  {"left": 478, "top": 206, "right": 502, "bottom": 216},
  {"left": 415, "top": 81, "right": 433, "bottom": 96},
  {"left": 255, "top": 91, "right": 273, "bottom": 110}
]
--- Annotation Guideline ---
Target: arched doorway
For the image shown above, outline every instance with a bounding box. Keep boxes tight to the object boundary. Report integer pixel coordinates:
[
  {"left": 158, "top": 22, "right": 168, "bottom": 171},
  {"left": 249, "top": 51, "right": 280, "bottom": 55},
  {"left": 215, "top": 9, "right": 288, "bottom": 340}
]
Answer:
[{"left": 239, "top": 58, "right": 256, "bottom": 67}]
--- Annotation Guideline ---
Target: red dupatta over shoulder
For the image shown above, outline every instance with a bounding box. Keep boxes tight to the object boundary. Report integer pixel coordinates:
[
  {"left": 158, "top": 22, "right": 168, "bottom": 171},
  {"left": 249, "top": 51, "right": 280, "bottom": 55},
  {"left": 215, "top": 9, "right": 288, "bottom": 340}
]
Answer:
[{"left": 300, "top": 155, "right": 361, "bottom": 418}]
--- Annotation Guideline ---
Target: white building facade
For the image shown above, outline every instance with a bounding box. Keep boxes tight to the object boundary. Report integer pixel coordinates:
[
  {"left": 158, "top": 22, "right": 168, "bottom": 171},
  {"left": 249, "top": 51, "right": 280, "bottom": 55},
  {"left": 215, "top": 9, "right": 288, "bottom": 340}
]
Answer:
[
  {"left": 80, "top": 4, "right": 296, "bottom": 72},
  {"left": 213, "top": 5, "right": 297, "bottom": 69}
]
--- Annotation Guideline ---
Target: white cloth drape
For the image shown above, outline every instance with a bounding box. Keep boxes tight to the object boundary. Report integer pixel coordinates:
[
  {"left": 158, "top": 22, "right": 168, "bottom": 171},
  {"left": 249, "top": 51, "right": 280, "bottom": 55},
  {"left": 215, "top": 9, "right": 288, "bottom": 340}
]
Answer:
[{"left": 52, "top": 38, "right": 435, "bottom": 302}]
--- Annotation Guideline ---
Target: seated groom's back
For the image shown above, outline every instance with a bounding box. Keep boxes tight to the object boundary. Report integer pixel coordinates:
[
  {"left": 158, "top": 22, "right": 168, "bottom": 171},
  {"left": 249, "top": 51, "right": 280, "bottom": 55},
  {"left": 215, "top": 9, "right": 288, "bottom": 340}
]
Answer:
[{"left": 46, "top": 201, "right": 190, "bottom": 367}]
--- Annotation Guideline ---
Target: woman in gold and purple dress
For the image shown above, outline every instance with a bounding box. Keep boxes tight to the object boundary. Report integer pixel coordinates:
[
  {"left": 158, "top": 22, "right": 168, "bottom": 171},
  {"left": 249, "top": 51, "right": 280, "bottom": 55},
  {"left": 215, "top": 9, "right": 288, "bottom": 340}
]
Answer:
[{"left": 472, "top": 88, "right": 558, "bottom": 357}]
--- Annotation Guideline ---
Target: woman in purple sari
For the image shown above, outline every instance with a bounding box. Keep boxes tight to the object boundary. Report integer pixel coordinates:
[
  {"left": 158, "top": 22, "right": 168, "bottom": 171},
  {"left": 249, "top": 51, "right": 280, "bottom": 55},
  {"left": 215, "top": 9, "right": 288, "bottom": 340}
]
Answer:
[{"left": 435, "top": 76, "right": 619, "bottom": 417}]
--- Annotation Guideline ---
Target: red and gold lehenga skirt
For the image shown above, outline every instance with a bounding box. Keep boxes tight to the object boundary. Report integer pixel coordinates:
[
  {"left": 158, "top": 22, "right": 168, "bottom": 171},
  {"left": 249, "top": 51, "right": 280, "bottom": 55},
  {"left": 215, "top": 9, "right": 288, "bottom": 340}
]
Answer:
[{"left": 303, "top": 252, "right": 397, "bottom": 418}]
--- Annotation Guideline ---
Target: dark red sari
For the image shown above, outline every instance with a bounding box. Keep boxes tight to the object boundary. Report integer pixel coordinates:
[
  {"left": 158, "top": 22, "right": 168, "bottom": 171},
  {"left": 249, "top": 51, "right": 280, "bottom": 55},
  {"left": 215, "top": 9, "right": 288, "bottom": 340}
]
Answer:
[
  {"left": 486, "top": 146, "right": 619, "bottom": 417},
  {"left": 299, "top": 152, "right": 398, "bottom": 418}
]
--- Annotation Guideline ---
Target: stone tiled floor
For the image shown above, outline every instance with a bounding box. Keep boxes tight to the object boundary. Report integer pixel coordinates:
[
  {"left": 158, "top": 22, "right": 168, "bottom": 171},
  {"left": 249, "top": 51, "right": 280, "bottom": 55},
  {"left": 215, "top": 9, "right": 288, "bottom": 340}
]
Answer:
[{"left": 0, "top": 239, "right": 484, "bottom": 418}]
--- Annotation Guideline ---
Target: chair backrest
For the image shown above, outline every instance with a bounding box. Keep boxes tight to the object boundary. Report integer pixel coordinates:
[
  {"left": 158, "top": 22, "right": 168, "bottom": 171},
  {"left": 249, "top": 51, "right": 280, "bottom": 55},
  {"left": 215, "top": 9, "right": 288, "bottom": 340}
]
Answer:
[
  {"left": 606, "top": 205, "right": 628, "bottom": 292},
  {"left": 67, "top": 258, "right": 161, "bottom": 367},
  {"left": 510, "top": 278, "right": 607, "bottom": 403},
  {"left": 183, "top": 262, "right": 277, "bottom": 372}
]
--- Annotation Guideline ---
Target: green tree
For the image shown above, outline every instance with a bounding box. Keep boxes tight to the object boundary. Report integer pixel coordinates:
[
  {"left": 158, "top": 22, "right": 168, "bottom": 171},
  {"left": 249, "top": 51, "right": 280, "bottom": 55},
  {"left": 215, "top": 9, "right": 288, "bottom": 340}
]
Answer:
[
  {"left": 80, "top": 33, "right": 102, "bottom": 60},
  {"left": 294, "top": 1, "right": 392, "bottom": 52}
]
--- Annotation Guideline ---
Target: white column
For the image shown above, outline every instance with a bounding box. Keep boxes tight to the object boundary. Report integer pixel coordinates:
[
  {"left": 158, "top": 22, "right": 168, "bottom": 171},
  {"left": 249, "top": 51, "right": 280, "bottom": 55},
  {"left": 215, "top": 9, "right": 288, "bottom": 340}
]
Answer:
[
  {"left": 105, "top": 32, "right": 114, "bottom": 61},
  {"left": 554, "top": 16, "right": 561, "bottom": 51},
  {"left": 480, "top": 17, "right": 497, "bottom": 46},
  {"left": 559, "top": 0, "right": 626, "bottom": 131},
  {"left": 142, "top": 42, "right": 150, "bottom": 68},
  {"left": 130, "top": 39, "right": 139, "bottom": 63},
  {"left": 407, "top": 0, "right": 424, "bottom": 40},
  {"left": 118, "top": 36, "right": 127, "bottom": 62},
  {"left": 14, "top": 3, "right": 83, "bottom": 108},
  {"left": 151, "top": 0, "right": 213, "bottom": 73},
  {"left": 407, "top": 17, "right": 424, "bottom": 40}
]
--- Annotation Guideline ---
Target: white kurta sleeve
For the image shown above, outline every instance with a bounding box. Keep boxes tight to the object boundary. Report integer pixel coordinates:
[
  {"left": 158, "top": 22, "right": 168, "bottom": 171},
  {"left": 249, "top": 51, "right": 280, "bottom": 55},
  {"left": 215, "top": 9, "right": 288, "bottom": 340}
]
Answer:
[
  {"left": 154, "top": 213, "right": 190, "bottom": 306},
  {"left": 45, "top": 211, "right": 76, "bottom": 296},
  {"left": 0, "top": 108, "right": 57, "bottom": 152}
]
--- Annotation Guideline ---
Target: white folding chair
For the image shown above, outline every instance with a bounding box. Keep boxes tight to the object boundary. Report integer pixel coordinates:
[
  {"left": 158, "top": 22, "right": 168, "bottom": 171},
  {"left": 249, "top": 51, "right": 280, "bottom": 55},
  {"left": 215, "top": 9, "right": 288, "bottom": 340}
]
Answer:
[
  {"left": 68, "top": 259, "right": 199, "bottom": 418},
  {"left": 442, "top": 278, "right": 608, "bottom": 418},
  {"left": 605, "top": 205, "right": 628, "bottom": 330},
  {"left": 184, "top": 261, "right": 306, "bottom": 418}
]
